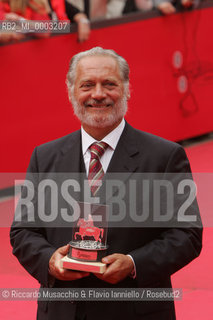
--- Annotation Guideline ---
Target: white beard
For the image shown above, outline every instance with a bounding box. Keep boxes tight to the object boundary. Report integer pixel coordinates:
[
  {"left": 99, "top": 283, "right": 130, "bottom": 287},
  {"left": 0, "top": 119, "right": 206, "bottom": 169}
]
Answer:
[{"left": 71, "top": 95, "right": 128, "bottom": 128}]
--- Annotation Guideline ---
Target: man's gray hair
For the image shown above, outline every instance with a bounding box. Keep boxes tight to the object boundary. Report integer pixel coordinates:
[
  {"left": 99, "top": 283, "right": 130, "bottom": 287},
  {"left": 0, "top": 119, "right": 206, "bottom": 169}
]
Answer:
[{"left": 66, "top": 47, "right": 130, "bottom": 91}]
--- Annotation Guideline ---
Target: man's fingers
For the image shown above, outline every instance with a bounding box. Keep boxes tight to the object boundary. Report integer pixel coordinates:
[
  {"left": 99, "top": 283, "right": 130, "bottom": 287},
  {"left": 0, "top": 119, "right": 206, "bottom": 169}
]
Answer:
[
  {"left": 102, "top": 254, "right": 118, "bottom": 264},
  {"left": 49, "top": 245, "right": 69, "bottom": 278},
  {"left": 49, "top": 244, "right": 91, "bottom": 281},
  {"left": 94, "top": 254, "right": 135, "bottom": 284},
  {"left": 78, "top": 23, "right": 90, "bottom": 42},
  {"left": 102, "top": 261, "right": 119, "bottom": 278},
  {"left": 101, "top": 254, "right": 123, "bottom": 278},
  {"left": 52, "top": 262, "right": 90, "bottom": 281},
  {"left": 58, "top": 244, "right": 70, "bottom": 256}
]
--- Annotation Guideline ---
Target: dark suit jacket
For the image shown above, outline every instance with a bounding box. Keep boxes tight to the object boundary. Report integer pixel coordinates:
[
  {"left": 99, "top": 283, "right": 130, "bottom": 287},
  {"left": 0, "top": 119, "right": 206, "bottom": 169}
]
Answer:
[{"left": 10, "top": 122, "right": 202, "bottom": 320}]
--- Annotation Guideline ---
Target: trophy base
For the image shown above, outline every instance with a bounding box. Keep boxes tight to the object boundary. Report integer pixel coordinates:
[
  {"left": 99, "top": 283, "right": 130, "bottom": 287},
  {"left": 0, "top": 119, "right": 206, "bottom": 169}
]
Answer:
[
  {"left": 61, "top": 256, "right": 106, "bottom": 274},
  {"left": 68, "top": 241, "right": 108, "bottom": 262}
]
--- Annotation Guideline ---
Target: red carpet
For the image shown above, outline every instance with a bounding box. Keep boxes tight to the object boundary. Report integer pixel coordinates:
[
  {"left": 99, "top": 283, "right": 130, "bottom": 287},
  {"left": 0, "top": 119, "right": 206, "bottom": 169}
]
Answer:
[
  {"left": 173, "top": 140, "right": 213, "bottom": 319},
  {"left": 0, "top": 139, "right": 213, "bottom": 319}
]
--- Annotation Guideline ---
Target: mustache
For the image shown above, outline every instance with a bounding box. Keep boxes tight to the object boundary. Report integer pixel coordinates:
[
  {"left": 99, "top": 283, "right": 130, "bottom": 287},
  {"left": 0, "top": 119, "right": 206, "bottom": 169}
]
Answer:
[{"left": 84, "top": 99, "right": 114, "bottom": 107}]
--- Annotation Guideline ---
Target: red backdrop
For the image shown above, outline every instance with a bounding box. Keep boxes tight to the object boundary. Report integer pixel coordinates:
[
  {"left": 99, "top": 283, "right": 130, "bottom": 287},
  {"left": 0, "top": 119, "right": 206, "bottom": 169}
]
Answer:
[{"left": 1, "top": 6, "right": 213, "bottom": 174}]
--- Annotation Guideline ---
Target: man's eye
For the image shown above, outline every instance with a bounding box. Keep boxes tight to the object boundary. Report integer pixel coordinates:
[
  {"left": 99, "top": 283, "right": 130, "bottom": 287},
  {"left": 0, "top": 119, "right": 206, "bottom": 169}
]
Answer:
[
  {"left": 104, "top": 82, "right": 116, "bottom": 88},
  {"left": 81, "top": 83, "right": 93, "bottom": 88}
]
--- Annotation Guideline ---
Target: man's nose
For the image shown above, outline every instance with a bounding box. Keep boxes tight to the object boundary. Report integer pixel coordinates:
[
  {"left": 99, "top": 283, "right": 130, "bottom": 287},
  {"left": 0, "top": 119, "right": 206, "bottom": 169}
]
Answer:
[{"left": 91, "top": 84, "right": 106, "bottom": 99}]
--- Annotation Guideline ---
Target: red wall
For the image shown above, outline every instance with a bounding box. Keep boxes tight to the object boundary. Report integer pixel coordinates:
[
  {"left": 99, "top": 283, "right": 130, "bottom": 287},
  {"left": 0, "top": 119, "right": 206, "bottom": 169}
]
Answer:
[{"left": 1, "top": 7, "right": 213, "bottom": 173}]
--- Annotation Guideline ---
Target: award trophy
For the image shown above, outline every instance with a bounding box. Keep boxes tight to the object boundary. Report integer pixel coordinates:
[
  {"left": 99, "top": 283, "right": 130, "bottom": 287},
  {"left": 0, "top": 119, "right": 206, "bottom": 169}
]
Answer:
[{"left": 61, "top": 202, "right": 108, "bottom": 273}]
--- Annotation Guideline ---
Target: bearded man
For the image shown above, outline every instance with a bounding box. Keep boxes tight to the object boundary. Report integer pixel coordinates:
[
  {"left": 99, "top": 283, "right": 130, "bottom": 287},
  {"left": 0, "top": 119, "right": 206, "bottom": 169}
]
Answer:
[{"left": 10, "top": 47, "right": 202, "bottom": 320}]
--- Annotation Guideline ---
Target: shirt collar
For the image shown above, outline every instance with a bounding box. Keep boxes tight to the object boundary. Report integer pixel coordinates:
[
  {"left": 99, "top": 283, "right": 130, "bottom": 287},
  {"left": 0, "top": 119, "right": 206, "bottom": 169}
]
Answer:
[{"left": 81, "top": 118, "right": 125, "bottom": 155}]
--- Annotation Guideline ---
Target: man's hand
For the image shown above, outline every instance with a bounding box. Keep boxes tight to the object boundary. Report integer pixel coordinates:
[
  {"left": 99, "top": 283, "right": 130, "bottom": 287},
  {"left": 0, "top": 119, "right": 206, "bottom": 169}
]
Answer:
[
  {"left": 77, "top": 20, "right": 90, "bottom": 43},
  {"left": 74, "top": 13, "right": 91, "bottom": 43},
  {"left": 49, "top": 244, "right": 90, "bottom": 281},
  {"left": 94, "top": 254, "right": 134, "bottom": 284},
  {"left": 157, "top": 2, "right": 176, "bottom": 15}
]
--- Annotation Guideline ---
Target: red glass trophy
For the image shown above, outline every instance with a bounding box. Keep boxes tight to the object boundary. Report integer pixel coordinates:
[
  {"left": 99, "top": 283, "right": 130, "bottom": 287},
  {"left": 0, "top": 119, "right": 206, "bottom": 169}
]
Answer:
[{"left": 61, "top": 202, "right": 108, "bottom": 273}]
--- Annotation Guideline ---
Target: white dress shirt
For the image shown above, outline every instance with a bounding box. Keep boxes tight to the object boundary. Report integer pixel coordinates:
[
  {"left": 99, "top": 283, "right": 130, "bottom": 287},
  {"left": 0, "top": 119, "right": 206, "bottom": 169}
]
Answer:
[
  {"left": 81, "top": 118, "right": 136, "bottom": 278},
  {"left": 81, "top": 118, "right": 125, "bottom": 176}
]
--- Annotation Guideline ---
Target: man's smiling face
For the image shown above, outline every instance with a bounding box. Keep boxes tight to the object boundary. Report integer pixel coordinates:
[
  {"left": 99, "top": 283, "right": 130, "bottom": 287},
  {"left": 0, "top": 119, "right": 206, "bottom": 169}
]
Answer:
[{"left": 71, "top": 55, "right": 128, "bottom": 133}]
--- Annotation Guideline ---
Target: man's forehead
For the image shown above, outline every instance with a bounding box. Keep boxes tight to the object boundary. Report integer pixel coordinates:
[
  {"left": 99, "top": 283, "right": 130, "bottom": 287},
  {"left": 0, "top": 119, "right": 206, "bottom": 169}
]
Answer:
[{"left": 76, "top": 55, "right": 119, "bottom": 73}]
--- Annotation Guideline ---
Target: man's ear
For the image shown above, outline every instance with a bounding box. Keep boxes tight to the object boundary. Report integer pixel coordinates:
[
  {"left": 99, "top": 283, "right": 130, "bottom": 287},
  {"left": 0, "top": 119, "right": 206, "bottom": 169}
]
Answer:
[
  {"left": 126, "top": 89, "right": 131, "bottom": 100},
  {"left": 126, "top": 83, "right": 131, "bottom": 100}
]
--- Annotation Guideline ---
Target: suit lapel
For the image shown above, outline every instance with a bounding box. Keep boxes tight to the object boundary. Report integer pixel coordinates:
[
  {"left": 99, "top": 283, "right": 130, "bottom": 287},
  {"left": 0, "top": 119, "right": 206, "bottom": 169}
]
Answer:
[
  {"left": 54, "top": 122, "right": 140, "bottom": 175},
  {"left": 52, "top": 123, "right": 142, "bottom": 204},
  {"left": 53, "top": 130, "right": 86, "bottom": 203},
  {"left": 98, "top": 122, "right": 141, "bottom": 204},
  {"left": 54, "top": 130, "right": 85, "bottom": 173},
  {"left": 107, "top": 122, "right": 140, "bottom": 175}
]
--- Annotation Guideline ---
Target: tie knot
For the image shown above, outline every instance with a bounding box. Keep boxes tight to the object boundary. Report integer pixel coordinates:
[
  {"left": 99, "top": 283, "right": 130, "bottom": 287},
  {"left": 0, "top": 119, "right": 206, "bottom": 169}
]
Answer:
[{"left": 90, "top": 141, "right": 108, "bottom": 160}]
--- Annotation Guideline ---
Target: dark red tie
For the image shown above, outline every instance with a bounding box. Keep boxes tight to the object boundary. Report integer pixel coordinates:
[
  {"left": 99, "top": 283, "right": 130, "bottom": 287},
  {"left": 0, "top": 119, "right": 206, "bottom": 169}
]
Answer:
[{"left": 88, "top": 141, "right": 108, "bottom": 195}]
